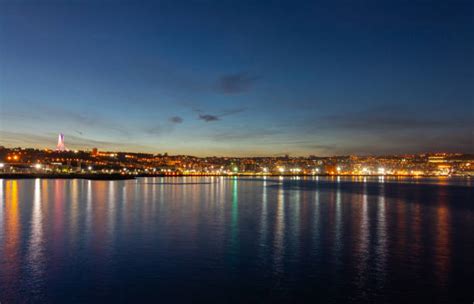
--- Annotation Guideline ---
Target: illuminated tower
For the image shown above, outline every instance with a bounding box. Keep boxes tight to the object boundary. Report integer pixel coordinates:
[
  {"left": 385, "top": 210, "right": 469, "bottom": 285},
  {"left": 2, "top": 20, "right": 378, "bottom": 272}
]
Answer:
[{"left": 56, "top": 133, "right": 67, "bottom": 151}]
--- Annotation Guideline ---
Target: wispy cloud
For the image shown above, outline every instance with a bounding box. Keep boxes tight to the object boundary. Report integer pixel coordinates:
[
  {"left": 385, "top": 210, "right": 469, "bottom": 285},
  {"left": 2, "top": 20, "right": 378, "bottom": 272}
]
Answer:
[
  {"left": 169, "top": 116, "right": 183, "bottom": 124},
  {"left": 215, "top": 72, "right": 260, "bottom": 94},
  {"left": 197, "top": 108, "right": 246, "bottom": 122},
  {"left": 144, "top": 116, "right": 184, "bottom": 135},
  {"left": 198, "top": 114, "right": 220, "bottom": 122}
]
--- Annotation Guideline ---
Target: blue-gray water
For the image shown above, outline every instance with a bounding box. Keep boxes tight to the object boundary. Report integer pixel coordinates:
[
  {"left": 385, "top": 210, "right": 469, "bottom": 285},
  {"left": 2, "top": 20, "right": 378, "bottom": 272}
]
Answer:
[{"left": 0, "top": 177, "right": 473, "bottom": 303}]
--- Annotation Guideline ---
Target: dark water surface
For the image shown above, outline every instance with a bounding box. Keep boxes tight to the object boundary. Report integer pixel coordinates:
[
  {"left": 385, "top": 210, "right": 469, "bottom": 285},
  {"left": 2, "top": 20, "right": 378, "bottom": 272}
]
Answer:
[{"left": 0, "top": 177, "right": 473, "bottom": 303}]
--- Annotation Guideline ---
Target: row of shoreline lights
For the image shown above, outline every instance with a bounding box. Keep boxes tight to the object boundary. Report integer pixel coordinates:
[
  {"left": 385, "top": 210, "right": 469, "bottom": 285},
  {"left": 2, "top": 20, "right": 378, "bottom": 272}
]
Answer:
[
  {"left": 0, "top": 163, "right": 424, "bottom": 176},
  {"left": 29, "top": 163, "right": 93, "bottom": 171},
  {"left": 23, "top": 164, "right": 388, "bottom": 174}
]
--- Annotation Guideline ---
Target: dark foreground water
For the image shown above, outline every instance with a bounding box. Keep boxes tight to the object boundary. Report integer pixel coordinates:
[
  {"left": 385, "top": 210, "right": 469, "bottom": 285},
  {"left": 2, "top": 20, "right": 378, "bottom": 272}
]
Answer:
[{"left": 0, "top": 177, "right": 473, "bottom": 303}]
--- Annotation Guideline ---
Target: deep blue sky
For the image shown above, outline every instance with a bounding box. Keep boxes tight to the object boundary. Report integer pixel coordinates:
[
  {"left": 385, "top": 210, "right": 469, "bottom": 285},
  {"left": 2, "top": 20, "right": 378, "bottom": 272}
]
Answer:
[{"left": 1, "top": 0, "right": 473, "bottom": 156}]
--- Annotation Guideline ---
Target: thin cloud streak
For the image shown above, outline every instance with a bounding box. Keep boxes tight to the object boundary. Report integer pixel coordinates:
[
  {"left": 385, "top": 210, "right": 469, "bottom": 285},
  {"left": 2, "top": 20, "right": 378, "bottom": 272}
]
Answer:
[
  {"left": 169, "top": 116, "right": 183, "bottom": 124},
  {"left": 199, "top": 114, "right": 220, "bottom": 122},
  {"left": 215, "top": 72, "right": 260, "bottom": 94},
  {"left": 197, "top": 108, "right": 247, "bottom": 122}
]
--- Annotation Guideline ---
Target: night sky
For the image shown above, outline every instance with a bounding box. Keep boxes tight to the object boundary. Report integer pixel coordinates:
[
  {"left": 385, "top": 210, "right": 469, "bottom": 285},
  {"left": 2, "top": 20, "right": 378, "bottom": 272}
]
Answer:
[{"left": 1, "top": 0, "right": 473, "bottom": 156}]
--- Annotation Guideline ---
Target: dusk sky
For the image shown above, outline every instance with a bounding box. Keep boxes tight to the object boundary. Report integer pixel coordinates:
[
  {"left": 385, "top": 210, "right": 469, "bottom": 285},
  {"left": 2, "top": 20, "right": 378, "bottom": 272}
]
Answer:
[{"left": 1, "top": 0, "right": 473, "bottom": 156}]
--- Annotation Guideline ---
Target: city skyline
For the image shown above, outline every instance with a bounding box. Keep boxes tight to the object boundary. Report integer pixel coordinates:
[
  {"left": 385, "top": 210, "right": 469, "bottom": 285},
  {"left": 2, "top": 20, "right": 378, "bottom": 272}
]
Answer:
[
  {"left": 2, "top": 142, "right": 472, "bottom": 178},
  {"left": 1, "top": 132, "right": 473, "bottom": 158},
  {"left": 0, "top": 133, "right": 474, "bottom": 159},
  {"left": 1, "top": 1, "right": 473, "bottom": 156}
]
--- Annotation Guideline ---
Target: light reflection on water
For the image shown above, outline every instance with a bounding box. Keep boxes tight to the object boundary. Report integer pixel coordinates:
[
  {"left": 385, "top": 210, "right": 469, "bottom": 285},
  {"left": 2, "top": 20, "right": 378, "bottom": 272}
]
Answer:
[
  {"left": 375, "top": 194, "right": 387, "bottom": 291},
  {"left": 273, "top": 184, "right": 285, "bottom": 275},
  {"left": 0, "top": 176, "right": 472, "bottom": 303},
  {"left": 27, "top": 179, "right": 44, "bottom": 283},
  {"left": 0, "top": 180, "right": 4, "bottom": 245}
]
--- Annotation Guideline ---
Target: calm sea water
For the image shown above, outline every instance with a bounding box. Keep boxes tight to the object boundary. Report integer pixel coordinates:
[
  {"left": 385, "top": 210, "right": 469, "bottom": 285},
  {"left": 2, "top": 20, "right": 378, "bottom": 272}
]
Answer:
[{"left": 0, "top": 177, "right": 473, "bottom": 303}]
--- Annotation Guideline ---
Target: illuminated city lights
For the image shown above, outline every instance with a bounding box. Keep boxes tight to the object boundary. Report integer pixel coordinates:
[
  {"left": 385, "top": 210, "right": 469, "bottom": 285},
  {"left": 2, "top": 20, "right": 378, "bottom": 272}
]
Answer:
[{"left": 0, "top": 138, "right": 472, "bottom": 177}]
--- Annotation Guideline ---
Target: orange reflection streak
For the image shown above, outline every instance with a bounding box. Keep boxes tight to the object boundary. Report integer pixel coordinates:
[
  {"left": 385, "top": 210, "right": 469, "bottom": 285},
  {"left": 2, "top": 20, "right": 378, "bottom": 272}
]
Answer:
[
  {"left": 67, "top": 179, "right": 79, "bottom": 246},
  {"left": 2, "top": 180, "right": 20, "bottom": 294},
  {"left": 435, "top": 188, "right": 450, "bottom": 287},
  {"left": 411, "top": 202, "right": 422, "bottom": 261},
  {"left": 0, "top": 180, "right": 4, "bottom": 243},
  {"left": 395, "top": 197, "right": 407, "bottom": 254},
  {"left": 41, "top": 179, "right": 49, "bottom": 213},
  {"left": 53, "top": 180, "right": 65, "bottom": 248},
  {"left": 333, "top": 186, "right": 342, "bottom": 260},
  {"left": 92, "top": 182, "right": 108, "bottom": 256}
]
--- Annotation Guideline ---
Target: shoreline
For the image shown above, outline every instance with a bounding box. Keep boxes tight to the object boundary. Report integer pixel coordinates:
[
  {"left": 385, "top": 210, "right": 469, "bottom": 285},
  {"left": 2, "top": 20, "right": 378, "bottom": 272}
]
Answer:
[
  {"left": 0, "top": 173, "right": 470, "bottom": 180},
  {"left": 0, "top": 173, "right": 135, "bottom": 180}
]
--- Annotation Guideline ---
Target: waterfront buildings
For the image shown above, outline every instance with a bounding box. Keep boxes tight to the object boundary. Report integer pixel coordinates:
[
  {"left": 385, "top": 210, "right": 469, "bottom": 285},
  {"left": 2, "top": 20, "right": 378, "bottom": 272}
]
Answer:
[{"left": 0, "top": 145, "right": 472, "bottom": 177}]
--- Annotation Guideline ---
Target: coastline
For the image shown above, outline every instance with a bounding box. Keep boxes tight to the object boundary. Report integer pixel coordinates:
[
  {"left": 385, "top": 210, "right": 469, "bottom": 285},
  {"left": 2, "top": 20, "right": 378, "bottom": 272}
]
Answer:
[
  {"left": 0, "top": 173, "right": 135, "bottom": 180},
  {"left": 0, "top": 172, "right": 470, "bottom": 181}
]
